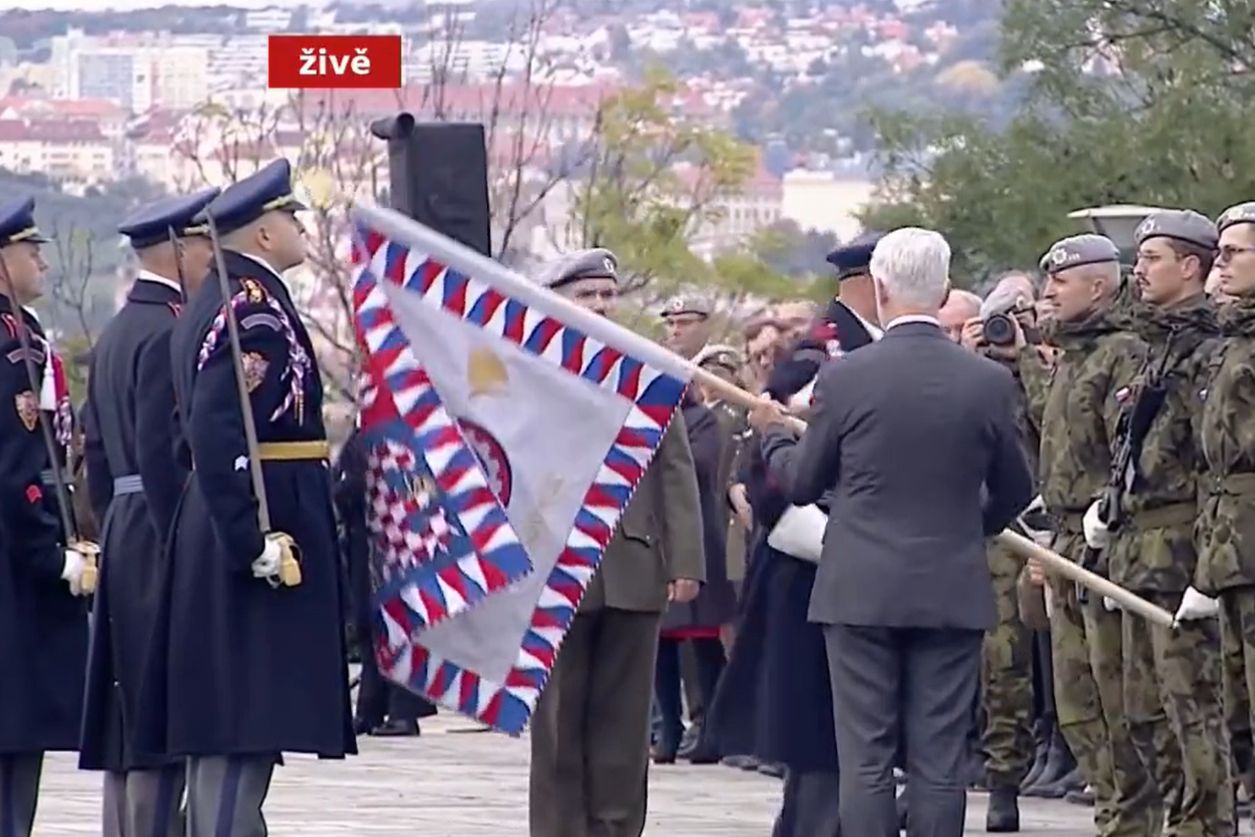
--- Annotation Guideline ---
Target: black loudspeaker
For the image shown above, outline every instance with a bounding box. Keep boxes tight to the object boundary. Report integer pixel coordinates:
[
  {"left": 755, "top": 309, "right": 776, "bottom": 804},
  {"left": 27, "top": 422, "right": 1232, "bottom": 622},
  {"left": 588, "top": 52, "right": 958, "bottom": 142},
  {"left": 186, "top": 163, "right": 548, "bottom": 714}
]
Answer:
[{"left": 370, "top": 116, "right": 492, "bottom": 258}]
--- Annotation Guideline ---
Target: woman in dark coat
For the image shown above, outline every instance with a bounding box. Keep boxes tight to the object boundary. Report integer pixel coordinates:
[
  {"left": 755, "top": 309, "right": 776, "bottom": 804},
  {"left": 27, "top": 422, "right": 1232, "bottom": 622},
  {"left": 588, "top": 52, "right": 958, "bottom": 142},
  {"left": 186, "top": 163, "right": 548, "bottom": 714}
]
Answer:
[
  {"left": 335, "top": 427, "right": 436, "bottom": 736},
  {"left": 653, "top": 391, "right": 737, "bottom": 762},
  {"left": 706, "top": 339, "right": 840, "bottom": 836}
]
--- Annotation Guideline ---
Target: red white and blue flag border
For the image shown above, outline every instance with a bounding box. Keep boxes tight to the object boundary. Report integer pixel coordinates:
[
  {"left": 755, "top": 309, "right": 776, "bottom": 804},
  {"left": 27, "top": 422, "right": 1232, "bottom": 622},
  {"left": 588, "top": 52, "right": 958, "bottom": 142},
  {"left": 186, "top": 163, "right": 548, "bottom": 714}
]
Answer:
[{"left": 349, "top": 203, "right": 693, "bottom": 734}]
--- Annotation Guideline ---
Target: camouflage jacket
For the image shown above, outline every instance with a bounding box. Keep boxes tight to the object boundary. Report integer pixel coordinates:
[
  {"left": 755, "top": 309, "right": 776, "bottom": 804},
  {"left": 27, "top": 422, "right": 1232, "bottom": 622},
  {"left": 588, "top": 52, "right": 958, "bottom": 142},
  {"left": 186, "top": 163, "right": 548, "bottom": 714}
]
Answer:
[
  {"left": 1022, "top": 307, "right": 1145, "bottom": 570},
  {"left": 1107, "top": 294, "right": 1218, "bottom": 592},
  {"left": 1196, "top": 298, "right": 1255, "bottom": 593}
]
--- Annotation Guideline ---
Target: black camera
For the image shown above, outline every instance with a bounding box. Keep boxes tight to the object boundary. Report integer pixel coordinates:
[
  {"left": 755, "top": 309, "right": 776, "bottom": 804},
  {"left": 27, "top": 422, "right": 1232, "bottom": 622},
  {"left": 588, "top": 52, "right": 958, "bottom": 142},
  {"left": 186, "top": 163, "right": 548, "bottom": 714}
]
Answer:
[{"left": 982, "top": 312, "right": 1018, "bottom": 346}]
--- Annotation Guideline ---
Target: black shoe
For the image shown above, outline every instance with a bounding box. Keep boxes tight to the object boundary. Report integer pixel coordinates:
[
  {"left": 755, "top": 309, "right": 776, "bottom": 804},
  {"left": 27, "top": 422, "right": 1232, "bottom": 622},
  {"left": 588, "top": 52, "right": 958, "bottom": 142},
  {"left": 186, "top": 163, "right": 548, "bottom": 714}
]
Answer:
[
  {"left": 986, "top": 787, "right": 1020, "bottom": 832},
  {"left": 369, "top": 718, "right": 419, "bottom": 737},
  {"left": 757, "top": 761, "right": 785, "bottom": 778},
  {"left": 653, "top": 728, "right": 682, "bottom": 765},
  {"left": 676, "top": 723, "right": 701, "bottom": 758},
  {"left": 1064, "top": 784, "right": 1095, "bottom": 806},
  {"left": 721, "top": 754, "right": 756, "bottom": 769},
  {"left": 683, "top": 737, "right": 721, "bottom": 765}
]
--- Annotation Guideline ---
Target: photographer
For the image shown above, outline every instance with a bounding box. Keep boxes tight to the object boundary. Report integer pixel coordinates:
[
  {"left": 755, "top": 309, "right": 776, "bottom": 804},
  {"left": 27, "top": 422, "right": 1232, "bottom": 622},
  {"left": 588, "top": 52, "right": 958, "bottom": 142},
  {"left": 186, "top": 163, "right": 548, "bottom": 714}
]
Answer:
[{"left": 944, "top": 277, "right": 1052, "bottom": 829}]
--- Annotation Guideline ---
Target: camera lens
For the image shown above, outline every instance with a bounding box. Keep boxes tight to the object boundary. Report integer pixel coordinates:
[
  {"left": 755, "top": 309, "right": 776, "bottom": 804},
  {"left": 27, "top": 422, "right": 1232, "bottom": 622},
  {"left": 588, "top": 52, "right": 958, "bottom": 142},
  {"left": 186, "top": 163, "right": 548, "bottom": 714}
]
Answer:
[{"left": 982, "top": 313, "right": 1016, "bottom": 346}]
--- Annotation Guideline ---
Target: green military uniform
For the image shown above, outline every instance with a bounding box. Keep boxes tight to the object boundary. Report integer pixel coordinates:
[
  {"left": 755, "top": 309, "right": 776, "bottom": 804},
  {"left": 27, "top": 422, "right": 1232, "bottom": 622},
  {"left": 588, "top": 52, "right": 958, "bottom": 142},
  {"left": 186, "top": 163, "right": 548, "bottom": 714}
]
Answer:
[
  {"left": 1105, "top": 212, "right": 1233, "bottom": 837},
  {"left": 981, "top": 356, "right": 1039, "bottom": 792},
  {"left": 1024, "top": 234, "right": 1159, "bottom": 837},
  {"left": 1196, "top": 203, "right": 1255, "bottom": 830}
]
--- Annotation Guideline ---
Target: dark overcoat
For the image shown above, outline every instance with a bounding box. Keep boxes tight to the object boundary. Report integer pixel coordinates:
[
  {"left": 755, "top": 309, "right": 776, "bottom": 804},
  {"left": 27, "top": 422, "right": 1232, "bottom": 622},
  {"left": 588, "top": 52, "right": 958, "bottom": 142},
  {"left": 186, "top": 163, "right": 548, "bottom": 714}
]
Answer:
[
  {"left": 661, "top": 397, "right": 737, "bottom": 633},
  {"left": 0, "top": 297, "right": 89, "bottom": 753},
  {"left": 142, "top": 250, "right": 355, "bottom": 758},
  {"left": 80, "top": 277, "right": 188, "bottom": 771},
  {"left": 705, "top": 431, "right": 838, "bottom": 772}
]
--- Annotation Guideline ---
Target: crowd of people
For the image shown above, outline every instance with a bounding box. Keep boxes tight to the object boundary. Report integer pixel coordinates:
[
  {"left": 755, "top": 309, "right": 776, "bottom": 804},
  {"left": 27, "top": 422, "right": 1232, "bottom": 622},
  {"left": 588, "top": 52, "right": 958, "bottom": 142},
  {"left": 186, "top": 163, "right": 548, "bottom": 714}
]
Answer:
[{"left": 4, "top": 150, "right": 1255, "bottom": 837}]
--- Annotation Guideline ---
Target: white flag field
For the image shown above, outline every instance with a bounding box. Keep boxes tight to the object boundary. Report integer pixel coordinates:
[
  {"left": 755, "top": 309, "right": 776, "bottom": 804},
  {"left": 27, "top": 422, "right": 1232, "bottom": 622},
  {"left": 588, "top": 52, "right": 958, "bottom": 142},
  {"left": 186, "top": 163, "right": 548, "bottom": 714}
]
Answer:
[{"left": 348, "top": 202, "right": 694, "bottom": 734}]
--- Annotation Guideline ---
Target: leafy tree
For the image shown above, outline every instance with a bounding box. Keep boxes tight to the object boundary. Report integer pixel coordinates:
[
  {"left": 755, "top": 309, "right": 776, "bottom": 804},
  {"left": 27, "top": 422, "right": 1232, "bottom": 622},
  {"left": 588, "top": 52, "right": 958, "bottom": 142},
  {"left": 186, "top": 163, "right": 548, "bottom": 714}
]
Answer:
[{"left": 860, "top": 0, "right": 1255, "bottom": 284}]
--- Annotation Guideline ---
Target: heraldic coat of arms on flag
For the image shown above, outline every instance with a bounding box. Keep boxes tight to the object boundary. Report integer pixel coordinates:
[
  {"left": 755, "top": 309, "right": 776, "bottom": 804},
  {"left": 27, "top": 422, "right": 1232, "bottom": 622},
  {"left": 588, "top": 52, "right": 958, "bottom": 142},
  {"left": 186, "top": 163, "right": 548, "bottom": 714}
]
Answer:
[{"left": 349, "top": 203, "right": 693, "bottom": 734}]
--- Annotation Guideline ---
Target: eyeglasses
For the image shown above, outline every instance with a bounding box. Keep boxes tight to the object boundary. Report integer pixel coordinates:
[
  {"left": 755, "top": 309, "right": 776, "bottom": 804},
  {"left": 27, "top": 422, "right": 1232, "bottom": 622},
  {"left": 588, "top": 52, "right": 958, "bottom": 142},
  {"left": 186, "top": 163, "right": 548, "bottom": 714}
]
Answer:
[{"left": 1216, "top": 245, "right": 1255, "bottom": 264}]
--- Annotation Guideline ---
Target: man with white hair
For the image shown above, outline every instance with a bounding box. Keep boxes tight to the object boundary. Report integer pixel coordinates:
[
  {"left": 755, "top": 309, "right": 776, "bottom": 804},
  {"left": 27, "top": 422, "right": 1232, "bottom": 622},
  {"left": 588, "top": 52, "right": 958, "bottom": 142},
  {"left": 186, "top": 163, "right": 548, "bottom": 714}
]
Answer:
[{"left": 751, "top": 227, "right": 1034, "bottom": 837}]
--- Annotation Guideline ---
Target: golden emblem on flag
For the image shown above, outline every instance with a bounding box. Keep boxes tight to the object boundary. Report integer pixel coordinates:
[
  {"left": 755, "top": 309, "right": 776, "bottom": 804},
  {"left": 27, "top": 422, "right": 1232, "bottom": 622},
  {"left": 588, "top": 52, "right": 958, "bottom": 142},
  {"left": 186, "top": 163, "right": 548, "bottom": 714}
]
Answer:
[
  {"left": 14, "top": 390, "right": 37, "bottom": 431},
  {"left": 468, "top": 346, "right": 508, "bottom": 398},
  {"left": 242, "top": 352, "right": 269, "bottom": 393}
]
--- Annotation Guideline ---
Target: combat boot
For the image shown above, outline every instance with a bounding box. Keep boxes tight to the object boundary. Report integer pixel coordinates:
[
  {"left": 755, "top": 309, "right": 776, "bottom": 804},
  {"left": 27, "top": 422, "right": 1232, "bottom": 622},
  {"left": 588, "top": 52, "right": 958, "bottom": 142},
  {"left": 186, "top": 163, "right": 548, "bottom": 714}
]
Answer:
[
  {"left": 1020, "top": 718, "right": 1050, "bottom": 790},
  {"left": 985, "top": 786, "right": 1020, "bottom": 832},
  {"left": 1024, "top": 764, "right": 1085, "bottom": 799},
  {"left": 1022, "top": 727, "right": 1075, "bottom": 796}
]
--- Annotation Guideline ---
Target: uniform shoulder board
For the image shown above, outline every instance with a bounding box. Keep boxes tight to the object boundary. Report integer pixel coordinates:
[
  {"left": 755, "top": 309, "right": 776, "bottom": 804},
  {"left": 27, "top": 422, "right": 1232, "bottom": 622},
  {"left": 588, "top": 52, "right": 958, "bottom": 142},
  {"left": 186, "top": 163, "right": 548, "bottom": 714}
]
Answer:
[
  {"left": 1, "top": 312, "right": 18, "bottom": 340},
  {"left": 166, "top": 302, "right": 183, "bottom": 318},
  {"left": 240, "top": 277, "right": 267, "bottom": 303}
]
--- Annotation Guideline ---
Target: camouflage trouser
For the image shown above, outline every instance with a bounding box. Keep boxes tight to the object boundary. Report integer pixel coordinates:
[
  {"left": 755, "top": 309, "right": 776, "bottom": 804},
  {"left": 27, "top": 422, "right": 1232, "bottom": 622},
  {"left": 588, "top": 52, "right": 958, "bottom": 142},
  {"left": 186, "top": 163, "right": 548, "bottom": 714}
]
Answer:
[
  {"left": 1124, "top": 592, "right": 1234, "bottom": 837},
  {"left": 1222, "top": 591, "right": 1255, "bottom": 790},
  {"left": 1222, "top": 588, "right": 1255, "bottom": 788},
  {"left": 1050, "top": 535, "right": 1161, "bottom": 837},
  {"left": 981, "top": 540, "right": 1033, "bottom": 789}
]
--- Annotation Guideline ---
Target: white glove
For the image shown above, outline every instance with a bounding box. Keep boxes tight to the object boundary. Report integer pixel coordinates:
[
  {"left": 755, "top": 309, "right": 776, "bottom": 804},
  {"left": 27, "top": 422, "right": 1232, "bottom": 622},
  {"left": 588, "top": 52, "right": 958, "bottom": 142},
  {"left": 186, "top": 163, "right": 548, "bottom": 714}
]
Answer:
[
  {"left": 1103, "top": 596, "right": 1119, "bottom": 612},
  {"left": 1174, "top": 587, "right": 1220, "bottom": 625},
  {"left": 251, "top": 537, "right": 282, "bottom": 579},
  {"left": 61, "top": 547, "right": 86, "bottom": 596},
  {"left": 1083, "top": 500, "right": 1110, "bottom": 549}
]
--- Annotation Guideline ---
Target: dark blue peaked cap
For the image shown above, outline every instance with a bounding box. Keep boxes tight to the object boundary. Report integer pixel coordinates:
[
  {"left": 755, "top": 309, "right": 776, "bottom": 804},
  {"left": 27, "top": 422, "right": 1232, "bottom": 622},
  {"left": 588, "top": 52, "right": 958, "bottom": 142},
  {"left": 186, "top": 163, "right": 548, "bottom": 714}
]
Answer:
[
  {"left": 0, "top": 196, "right": 50, "bottom": 248},
  {"left": 825, "top": 230, "right": 884, "bottom": 280},
  {"left": 194, "top": 158, "right": 307, "bottom": 236},
  {"left": 118, "top": 186, "right": 221, "bottom": 249}
]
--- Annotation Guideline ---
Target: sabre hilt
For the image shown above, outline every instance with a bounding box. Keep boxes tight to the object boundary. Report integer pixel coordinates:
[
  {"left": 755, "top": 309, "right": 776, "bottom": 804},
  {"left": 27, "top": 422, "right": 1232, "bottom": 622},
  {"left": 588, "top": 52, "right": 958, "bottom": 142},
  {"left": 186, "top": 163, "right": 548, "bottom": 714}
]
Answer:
[
  {"left": 73, "top": 539, "right": 100, "bottom": 595},
  {"left": 264, "top": 531, "right": 302, "bottom": 589}
]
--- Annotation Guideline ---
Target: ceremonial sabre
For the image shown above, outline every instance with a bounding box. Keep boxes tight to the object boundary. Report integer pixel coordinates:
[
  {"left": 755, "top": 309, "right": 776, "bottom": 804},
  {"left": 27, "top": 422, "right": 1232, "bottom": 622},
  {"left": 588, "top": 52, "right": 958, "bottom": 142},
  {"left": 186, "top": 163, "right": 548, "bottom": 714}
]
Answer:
[
  {"left": 0, "top": 257, "right": 97, "bottom": 593},
  {"left": 204, "top": 214, "right": 301, "bottom": 587}
]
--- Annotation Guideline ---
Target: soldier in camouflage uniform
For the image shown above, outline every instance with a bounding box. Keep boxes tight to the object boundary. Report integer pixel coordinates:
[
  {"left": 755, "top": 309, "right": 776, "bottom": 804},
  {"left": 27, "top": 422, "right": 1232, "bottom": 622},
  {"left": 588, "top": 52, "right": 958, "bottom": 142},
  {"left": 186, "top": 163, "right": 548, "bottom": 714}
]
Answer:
[
  {"left": 1197, "top": 201, "right": 1255, "bottom": 831},
  {"left": 1090, "top": 210, "right": 1233, "bottom": 836},
  {"left": 952, "top": 296, "right": 1039, "bottom": 831},
  {"left": 1021, "top": 233, "right": 1160, "bottom": 837}
]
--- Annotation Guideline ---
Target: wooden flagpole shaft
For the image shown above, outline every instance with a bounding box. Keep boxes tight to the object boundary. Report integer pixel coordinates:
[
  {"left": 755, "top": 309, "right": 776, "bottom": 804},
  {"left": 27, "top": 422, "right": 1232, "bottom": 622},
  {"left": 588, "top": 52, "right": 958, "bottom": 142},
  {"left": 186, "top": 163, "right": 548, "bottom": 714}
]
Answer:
[
  {"left": 351, "top": 202, "right": 1161, "bottom": 623},
  {"left": 995, "top": 530, "right": 1175, "bottom": 628}
]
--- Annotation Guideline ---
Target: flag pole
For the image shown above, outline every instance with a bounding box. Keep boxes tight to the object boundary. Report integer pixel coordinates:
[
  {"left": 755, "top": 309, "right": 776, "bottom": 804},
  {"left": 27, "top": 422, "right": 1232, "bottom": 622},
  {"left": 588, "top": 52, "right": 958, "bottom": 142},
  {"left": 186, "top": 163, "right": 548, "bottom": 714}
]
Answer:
[{"left": 348, "top": 201, "right": 1169, "bottom": 626}]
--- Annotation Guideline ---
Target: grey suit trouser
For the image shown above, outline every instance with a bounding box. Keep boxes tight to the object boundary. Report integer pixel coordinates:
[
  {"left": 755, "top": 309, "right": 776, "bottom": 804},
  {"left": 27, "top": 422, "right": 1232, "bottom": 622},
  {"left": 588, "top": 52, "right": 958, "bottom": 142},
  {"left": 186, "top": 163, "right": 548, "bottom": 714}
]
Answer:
[
  {"left": 529, "top": 608, "right": 662, "bottom": 837},
  {"left": 102, "top": 766, "right": 186, "bottom": 837},
  {"left": 185, "top": 755, "right": 275, "bottom": 837},
  {"left": 823, "top": 624, "right": 983, "bottom": 837},
  {"left": 0, "top": 754, "right": 41, "bottom": 837}
]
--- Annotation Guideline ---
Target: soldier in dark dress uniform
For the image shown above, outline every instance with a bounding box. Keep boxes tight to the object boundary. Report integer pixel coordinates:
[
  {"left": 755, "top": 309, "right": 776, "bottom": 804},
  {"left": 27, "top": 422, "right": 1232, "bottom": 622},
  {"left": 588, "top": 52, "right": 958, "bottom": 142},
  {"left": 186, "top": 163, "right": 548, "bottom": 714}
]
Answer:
[
  {"left": 0, "top": 196, "right": 91, "bottom": 836},
  {"left": 151, "top": 160, "right": 355, "bottom": 836},
  {"left": 80, "top": 187, "right": 220, "bottom": 837}
]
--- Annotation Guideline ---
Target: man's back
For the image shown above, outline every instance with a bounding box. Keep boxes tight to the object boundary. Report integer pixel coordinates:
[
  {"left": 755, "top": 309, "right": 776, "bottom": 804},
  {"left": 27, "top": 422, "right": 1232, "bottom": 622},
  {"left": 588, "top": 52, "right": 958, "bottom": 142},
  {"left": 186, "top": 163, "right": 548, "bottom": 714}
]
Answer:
[{"left": 802, "top": 321, "right": 1032, "bottom": 630}]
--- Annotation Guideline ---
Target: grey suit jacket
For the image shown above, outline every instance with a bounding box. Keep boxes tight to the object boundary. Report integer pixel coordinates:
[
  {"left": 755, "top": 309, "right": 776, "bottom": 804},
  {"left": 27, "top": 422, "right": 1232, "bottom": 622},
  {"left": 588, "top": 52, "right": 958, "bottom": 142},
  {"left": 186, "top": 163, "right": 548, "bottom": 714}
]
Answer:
[{"left": 763, "top": 321, "right": 1033, "bottom": 631}]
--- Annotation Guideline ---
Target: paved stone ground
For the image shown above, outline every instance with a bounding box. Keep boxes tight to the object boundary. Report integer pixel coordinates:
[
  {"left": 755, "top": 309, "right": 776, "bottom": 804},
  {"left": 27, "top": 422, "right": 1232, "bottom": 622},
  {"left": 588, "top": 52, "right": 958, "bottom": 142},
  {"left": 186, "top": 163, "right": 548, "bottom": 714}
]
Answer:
[{"left": 32, "top": 714, "right": 1106, "bottom": 836}]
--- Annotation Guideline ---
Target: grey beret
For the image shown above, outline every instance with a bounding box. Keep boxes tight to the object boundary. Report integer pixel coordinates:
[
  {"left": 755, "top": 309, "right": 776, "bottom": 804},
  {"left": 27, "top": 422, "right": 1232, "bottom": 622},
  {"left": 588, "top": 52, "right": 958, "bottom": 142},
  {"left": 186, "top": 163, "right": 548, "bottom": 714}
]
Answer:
[
  {"left": 1218, "top": 202, "right": 1255, "bottom": 234},
  {"left": 539, "top": 247, "right": 618, "bottom": 289},
  {"left": 1135, "top": 209, "right": 1218, "bottom": 250},
  {"left": 694, "top": 343, "right": 742, "bottom": 371},
  {"left": 661, "top": 295, "right": 712, "bottom": 318},
  {"left": 1038, "top": 234, "right": 1120, "bottom": 274}
]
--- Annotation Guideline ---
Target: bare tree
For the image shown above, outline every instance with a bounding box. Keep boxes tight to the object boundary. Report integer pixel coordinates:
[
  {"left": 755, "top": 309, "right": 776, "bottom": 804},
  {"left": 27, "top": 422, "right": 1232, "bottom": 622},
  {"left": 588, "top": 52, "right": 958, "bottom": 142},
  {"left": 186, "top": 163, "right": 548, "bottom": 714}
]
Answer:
[{"left": 45, "top": 218, "right": 98, "bottom": 349}]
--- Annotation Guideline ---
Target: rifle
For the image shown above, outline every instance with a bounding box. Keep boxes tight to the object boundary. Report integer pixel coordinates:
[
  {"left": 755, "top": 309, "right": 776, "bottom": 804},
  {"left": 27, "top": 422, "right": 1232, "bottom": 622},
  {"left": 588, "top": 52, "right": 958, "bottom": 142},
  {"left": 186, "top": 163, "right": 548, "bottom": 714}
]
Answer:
[
  {"left": 1101, "top": 334, "right": 1177, "bottom": 532},
  {"left": 0, "top": 257, "right": 97, "bottom": 593},
  {"left": 204, "top": 214, "right": 301, "bottom": 588},
  {"left": 166, "top": 224, "right": 188, "bottom": 305}
]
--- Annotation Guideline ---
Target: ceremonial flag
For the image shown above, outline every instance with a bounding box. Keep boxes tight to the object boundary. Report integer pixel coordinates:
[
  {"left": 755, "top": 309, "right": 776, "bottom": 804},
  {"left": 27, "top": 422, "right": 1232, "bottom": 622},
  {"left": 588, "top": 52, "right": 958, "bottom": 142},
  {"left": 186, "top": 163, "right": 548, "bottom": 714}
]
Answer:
[{"left": 349, "top": 203, "right": 693, "bottom": 734}]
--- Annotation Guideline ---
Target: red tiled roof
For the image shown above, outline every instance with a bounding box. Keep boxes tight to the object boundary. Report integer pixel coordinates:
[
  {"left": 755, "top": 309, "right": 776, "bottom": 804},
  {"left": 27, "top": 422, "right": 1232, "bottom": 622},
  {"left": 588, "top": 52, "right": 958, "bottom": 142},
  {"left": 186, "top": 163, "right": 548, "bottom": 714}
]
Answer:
[
  {"left": 0, "top": 119, "right": 107, "bottom": 142},
  {"left": 0, "top": 97, "right": 126, "bottom": 119}
]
